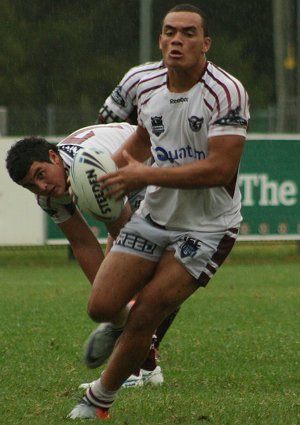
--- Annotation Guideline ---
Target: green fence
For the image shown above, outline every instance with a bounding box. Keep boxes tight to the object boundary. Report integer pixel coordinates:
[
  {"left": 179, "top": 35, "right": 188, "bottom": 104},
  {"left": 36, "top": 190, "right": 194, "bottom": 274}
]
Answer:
[
  {"left": 47, "top": 214, "right": 108, "bottom": 244},
  {"left": 47, "top": 134, "right": 300, "bottom": 243}
]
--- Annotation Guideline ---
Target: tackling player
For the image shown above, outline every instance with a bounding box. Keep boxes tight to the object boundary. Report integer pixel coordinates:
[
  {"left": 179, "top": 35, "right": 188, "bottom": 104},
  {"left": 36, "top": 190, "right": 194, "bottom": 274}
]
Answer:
[
  {"left": 5, "top": 122, "right": 163, "bottom": 388},
  {"left": 97, "top": 60, "right": 164, "bottom": 124}
]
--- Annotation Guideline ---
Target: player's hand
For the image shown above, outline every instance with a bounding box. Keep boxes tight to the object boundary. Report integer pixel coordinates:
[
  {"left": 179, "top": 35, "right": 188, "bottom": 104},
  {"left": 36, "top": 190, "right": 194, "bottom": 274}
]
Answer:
[{"left": 98, "top": 150, "right": 149, "bottom": 200}]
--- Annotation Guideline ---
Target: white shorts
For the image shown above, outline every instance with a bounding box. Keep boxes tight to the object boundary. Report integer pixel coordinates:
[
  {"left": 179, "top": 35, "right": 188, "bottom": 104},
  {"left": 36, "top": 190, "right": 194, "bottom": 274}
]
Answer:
[{"left": 111, "top": 213, "right": 239, "bottom": 286}]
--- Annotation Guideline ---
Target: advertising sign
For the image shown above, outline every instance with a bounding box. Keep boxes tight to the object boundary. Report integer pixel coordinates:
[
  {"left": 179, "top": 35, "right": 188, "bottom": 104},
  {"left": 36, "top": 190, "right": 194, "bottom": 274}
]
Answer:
[{"left": 239, "top": 135, "right": 299, "bottom": 240}]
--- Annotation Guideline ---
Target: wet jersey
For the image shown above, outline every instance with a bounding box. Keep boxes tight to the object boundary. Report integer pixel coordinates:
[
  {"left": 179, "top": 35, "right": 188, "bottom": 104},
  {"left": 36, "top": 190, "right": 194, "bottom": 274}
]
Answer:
[
  {"left": 136, "top": 61, "right": 250, "bottom": 232},
  {"left": 98, "top": 61, "right": 165, "bottom": 123},
  {"left": 37, "top": 123, "right": 136, "bottom": 224}
]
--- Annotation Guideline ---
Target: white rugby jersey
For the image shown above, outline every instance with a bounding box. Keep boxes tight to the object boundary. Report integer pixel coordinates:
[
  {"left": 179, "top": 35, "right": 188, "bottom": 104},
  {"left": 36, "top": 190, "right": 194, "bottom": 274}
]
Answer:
[
  {"left": 136, "top": 61, "right": 250, "bottom": 232},
  {"left": 98, "top": 61, "right": 165, "bottom": 123},
  {"left": 37, "top": 123, "right": 136, "bottom": 224}
]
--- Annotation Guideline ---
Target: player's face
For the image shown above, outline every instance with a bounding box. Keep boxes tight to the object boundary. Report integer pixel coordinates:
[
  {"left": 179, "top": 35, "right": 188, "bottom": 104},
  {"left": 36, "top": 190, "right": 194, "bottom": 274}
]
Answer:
[
  {"left": 19, "top": 150, "right": 67, "bottom": 198},
  {"left": 159, "top": 11, "right": 211, "bottom": 72}
]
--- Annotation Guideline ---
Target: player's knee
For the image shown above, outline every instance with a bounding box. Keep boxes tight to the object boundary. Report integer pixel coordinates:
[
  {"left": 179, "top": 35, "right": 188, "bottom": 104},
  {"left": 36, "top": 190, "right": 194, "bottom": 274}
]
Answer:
[
  {"left": 128, "top": 302, "right": 160, "bottom": 334},
  {"left": 87, "top": 298, "right": 118, "bottom": 322}
]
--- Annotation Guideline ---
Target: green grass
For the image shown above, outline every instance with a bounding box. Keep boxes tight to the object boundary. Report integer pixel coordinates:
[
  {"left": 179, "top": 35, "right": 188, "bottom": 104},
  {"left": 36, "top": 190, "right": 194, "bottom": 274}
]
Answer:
[{"left": 0, "top": 243, "right": 300, "bottom": 425}]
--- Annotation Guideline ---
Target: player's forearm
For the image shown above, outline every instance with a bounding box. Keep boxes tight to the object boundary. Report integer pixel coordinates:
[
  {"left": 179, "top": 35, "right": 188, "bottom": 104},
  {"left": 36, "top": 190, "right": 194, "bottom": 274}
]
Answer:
[
  {"left": 142, "top": 158, "right": 236, "bottom": 189},
  {"left": 71, "top": 243, "right": 104, "bottom": 284},
  {"left": 142, "top": 135, "right": 245, "bottom": 189},
  {"left": 58, "top": 212, "right": 105, "bottom": 284}
]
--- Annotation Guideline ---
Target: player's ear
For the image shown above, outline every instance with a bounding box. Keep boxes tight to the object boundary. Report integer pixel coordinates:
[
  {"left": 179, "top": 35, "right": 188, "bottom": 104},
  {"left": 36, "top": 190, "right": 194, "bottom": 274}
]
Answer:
[
  {"left": 159, "top": 34, "right": 163, "bottom": 51},
  {"left": 49, "top": 149, "right": 60, "bottom": 165},
  {"left": 202, "top": 36, "right": 211, "bottom": 53}
]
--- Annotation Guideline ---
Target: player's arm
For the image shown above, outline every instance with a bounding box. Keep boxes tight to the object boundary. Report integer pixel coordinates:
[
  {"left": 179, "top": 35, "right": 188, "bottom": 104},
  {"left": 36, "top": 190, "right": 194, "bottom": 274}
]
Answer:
[
  {"left": 139, "top": 134, "right": 246, "bottom": 188},
  {"left": 97, "top": 102, "right": 125, "bottom": 124},
  {"left": 97, "top": 101, "right": 137, "bottom": 125},
  {"left": 97, "top": 125, "right": 151, "bottom": 195},
  {"left": 97, "top": 71, "right": 137, "bottom": 124},
  {"left": 57, "top": 192, "right": 132, "bottom": 282},
  {"left": 96, "top": 61, "right": 164, "bottom": 124},
  {"left": 100, "top": 133, "right": 245, "bottom": 197},
  {"left": 104, "top": 201, "right": 132, "bottom": 239},
  {"left": 58, "top": 209, "right": 104, "bottom": 284}
]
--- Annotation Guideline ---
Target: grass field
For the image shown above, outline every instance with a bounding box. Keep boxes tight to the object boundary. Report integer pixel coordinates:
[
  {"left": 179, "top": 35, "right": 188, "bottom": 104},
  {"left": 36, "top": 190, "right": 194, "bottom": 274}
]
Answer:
[{"left": 0, "top": 243, "right": 300, "bottom": 425}]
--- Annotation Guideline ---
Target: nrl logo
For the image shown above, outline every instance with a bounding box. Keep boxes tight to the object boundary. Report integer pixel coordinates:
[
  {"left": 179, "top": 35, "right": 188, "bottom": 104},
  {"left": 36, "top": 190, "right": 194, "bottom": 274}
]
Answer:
[{"left": 151, "top": 116, "right": 165, "bottom": 136}]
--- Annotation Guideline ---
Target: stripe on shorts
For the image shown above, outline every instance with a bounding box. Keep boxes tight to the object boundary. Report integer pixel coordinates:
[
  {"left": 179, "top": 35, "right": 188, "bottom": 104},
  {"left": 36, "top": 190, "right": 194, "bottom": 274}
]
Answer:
[{"left": 198, "top": 228, "right": 238, "bottom": 286}]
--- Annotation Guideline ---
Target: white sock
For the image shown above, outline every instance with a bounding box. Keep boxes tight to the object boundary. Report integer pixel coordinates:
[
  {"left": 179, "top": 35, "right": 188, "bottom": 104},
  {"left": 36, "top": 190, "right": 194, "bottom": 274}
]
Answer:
[{"left": 86, "top": 378, "right": 118, "bottom": 410}]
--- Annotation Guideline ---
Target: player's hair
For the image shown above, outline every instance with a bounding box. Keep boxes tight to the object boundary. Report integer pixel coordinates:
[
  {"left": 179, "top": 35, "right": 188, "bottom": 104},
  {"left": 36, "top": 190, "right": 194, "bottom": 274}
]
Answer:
[
  {"left": 162, "top": 4, "right": 209, "bottom": 37},
  {"left": 6, "top": 136, "right": 59, "bottom": 183}
]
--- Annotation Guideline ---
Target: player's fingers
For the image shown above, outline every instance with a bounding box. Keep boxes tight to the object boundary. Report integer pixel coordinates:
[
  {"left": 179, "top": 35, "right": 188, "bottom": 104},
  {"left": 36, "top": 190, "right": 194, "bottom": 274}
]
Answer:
[
  {"left": 97, "top": 171, "right": 118, "bottom": 184},
  {"left": 103, "top": 184, "right": 126, "bottom": 200},
  {"left": 99, "top": 173, "right": 122, "bottom": 191}
]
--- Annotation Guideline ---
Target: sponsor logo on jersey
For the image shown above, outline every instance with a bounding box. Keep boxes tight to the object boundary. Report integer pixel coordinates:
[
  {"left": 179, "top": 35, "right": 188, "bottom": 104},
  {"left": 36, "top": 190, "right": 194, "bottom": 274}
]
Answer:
[
  {"left": 59, "top": 144, "right": 83, "bottom": 158},
  {"left": 214, "top": 106, "right": 247, "bottom": 127},
  {"left": 115, "top": 232, "right": 156, "bottom": 254},
  {"left": 180, "top": 237, "right": 201, "bottom": 258},
  {"left": 170, "top": 97, "right": 188, "bottom": 104},
  {"left": 188, "top": 116, "right": 204, "bottom": 132},
  {"left": 154, "top": 145, "right": 206, "bottom": 163},
  {"left": 151, "top": 116, "right": 165, "bottom": 136},
  {"left": 111, "top": 86, "right": 126, "bottom": 107}
]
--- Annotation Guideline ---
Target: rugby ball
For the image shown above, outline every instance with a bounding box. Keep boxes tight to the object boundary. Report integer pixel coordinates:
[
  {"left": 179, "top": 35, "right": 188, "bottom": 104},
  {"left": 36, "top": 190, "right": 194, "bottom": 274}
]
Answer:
[{"left": 69, "top": 147, "right": 123, "bottom": 222}]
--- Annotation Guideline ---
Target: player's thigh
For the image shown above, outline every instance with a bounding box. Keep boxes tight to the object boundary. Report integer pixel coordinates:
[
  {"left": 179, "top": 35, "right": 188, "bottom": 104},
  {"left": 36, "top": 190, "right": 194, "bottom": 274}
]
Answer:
[
  {"left": 132, "top": 251, "right": 199, "bottom": 329},
  {"left": 88, "top": 251, "right": 157, "bottom": 319}
]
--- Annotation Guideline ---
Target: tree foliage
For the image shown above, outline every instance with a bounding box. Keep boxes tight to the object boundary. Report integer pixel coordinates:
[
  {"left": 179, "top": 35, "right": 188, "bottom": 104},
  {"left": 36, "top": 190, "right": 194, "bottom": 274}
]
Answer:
[{"left": 0, "top": 0, "right": 274, "bottom": 114}]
